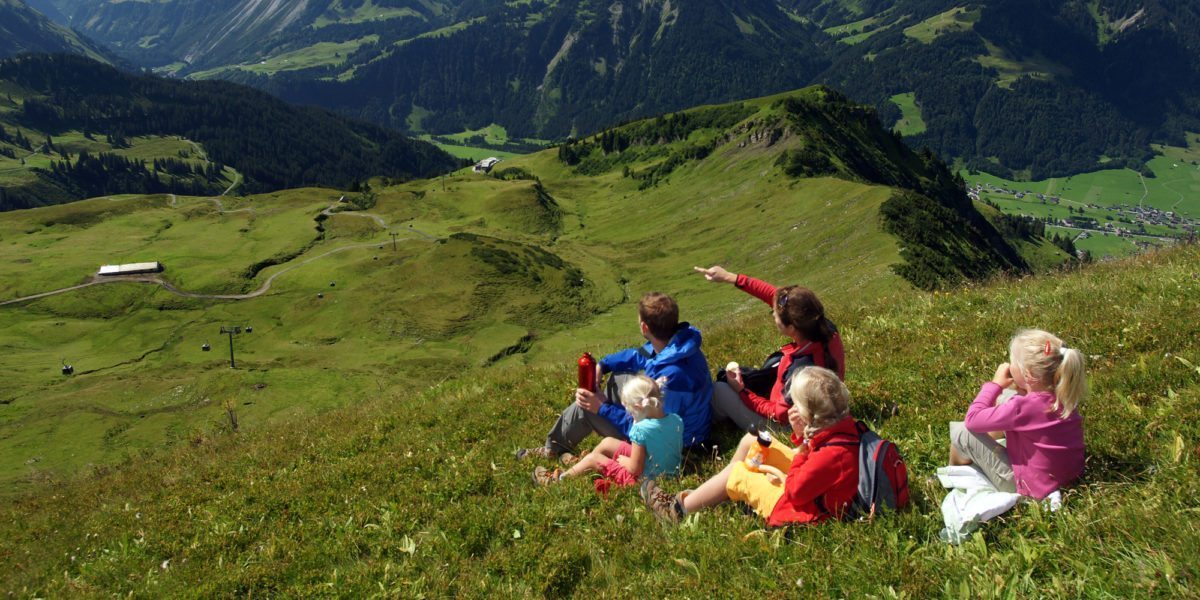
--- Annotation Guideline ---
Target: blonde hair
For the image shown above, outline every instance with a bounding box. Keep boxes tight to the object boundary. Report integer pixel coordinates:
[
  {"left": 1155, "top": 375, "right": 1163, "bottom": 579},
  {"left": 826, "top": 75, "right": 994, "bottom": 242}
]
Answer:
[
  {"left": 1009, "top": 329, "right": 1087, "bottom": 418},
  {"left": 621, "top": 375, "right": 665, "bottom": 421},
  {"left": 788, "top": 366, "right": 851, "bottom": 439}
]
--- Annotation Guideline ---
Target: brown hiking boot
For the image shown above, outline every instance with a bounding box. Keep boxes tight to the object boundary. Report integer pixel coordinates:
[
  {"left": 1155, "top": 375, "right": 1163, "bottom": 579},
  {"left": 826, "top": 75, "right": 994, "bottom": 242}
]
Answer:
[
  {"left": 640, "top": 478, "right": 684, "bottom": 524},
  {"left": 559, "top": 452, "right": 580, "bottom": 467},
  {"left": 532, "top": 466, "right": 562, "bottom": 486}
]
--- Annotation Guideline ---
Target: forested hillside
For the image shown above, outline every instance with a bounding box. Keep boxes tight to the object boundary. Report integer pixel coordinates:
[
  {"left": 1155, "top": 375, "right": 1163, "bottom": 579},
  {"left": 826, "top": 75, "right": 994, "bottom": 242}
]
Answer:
[
  {"left": 816, "top": 0, "right": 1200, "bottom": 179},
  {"left": 0, "top": 0, "right": 109, "bottom": 62},
  {"left": 0, "top": 54, "right": 458, "bottom": 210},
  {"left": 264, "top": 0, "right": 829, "bottom": 138}
]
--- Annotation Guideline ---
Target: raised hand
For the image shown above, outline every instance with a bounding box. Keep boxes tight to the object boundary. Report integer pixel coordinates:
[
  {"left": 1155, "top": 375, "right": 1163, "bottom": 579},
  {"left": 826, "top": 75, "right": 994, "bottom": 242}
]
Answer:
[
  {"left": 692, "top": 265, "right": 736, "bottom": 284},
  {"left": 991, "top": 362, "right": 1014, "bottom": 389}
]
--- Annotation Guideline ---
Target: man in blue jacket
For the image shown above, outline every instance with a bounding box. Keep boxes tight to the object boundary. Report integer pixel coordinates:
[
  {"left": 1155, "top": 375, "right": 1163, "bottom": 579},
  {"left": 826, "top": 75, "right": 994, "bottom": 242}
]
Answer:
[{"left": 518, "top": 292, "right": 714, "bottom": 462}]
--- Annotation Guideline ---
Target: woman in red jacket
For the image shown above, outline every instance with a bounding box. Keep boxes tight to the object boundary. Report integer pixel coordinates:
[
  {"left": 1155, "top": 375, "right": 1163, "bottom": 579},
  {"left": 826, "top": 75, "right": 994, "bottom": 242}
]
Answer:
[
  {"left": 641, "top": 366, "right": 859, "bottom": 526},
  {"left": 693, "top": 265, "right": 845, "bottom": 435}
]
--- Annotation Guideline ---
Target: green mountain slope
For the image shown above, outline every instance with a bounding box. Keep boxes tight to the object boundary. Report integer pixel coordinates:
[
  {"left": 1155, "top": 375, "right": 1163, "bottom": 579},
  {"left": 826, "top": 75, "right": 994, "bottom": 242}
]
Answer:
[
  {"left": 3, "top": 236, "right": 1197, "bottom": 596},
  {"left": 0, "top": 54, "right": 459, "bottom": 210},
  {"left": 0, "top": 0, "right": 110, "bottom": 62},
  {"left": 0, "top": 86, "right": 1042, "bottom": 498}
]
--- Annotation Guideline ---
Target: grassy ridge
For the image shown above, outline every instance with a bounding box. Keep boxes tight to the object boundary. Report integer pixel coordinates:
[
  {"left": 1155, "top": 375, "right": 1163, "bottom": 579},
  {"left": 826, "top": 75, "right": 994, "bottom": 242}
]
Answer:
[{"left": 3, "top": 243, "right": 1198, "bottom": 596}]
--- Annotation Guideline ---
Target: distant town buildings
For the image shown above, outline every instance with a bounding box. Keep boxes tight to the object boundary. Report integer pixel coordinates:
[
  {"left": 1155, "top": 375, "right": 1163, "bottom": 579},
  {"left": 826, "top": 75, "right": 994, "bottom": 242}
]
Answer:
[{"left": 969, "top": 182, "right": 1197, "bottom": 238}]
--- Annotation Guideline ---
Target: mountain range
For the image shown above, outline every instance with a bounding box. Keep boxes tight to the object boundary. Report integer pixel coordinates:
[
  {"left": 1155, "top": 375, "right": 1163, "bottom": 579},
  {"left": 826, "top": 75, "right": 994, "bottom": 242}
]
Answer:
[
  {"left": 0, "top": 54, "right": 458, "bottom": 210},
  {"left": 18, "top": 0, "right": 1200, "bottom": 180}
]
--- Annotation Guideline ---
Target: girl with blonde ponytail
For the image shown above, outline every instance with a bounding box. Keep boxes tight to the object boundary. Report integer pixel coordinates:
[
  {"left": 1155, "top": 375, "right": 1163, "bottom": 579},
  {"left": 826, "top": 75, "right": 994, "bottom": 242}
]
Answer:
[
  {"left": 948, "top": 329, "right": 1087, "bottom": 498},
  {"left": 533, "top": 375, "right": 684, "bottom": 492}
]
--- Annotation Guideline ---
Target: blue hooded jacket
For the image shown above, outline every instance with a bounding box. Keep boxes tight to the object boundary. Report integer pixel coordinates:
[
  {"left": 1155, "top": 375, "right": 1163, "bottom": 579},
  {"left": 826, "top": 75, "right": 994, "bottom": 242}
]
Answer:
[{"left": 597, "top": 323, "right": 713, "bottom": 447}]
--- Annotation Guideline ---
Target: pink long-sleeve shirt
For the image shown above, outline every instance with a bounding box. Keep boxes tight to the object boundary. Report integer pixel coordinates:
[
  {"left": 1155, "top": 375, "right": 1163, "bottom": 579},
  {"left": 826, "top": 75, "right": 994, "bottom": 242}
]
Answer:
[{"left": 965, "top": 382, "right": 1085, "bottom": 499}]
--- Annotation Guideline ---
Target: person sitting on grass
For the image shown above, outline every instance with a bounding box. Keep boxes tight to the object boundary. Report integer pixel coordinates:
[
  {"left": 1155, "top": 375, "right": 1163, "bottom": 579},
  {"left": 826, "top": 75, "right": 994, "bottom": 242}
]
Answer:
[
  {"left": 692, "top": 265, "right": 845, "bottom": 436},
  {"left": 641, "top": 366, "right": 859, "bottom": 526},
  {"left": 949, "top": 329, "right": 1086, "bottom": 498},
  {"left": 517, "top": 292, "right": 712, "bottom": 465},
  {"left": 533, "top": 375, "right": 683, "bottom": 491}
]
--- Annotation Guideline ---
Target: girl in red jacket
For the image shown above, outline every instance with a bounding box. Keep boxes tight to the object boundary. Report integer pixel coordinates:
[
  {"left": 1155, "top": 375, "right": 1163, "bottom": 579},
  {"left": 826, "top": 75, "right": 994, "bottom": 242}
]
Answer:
[
  {"left": 693, "top": 265, "right": 846, "bottom": 435},
  {"left": 642, "top": 366, "right": 860, "bottom": 526}
]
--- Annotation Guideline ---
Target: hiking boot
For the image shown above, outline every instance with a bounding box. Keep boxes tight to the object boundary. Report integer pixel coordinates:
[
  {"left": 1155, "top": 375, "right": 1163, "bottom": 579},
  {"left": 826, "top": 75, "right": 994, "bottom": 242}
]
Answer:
[
  {"left": 559, "top": 452, "right": 580, "bottom": 467},
  {"left": 640, "top": 478, "right": 683, "bottom": 524},
  {"left": 532, "top": 466, "right": 561, "bottom": 486},
  {"left": 516, "top": 446, "right": 555, "bottom": 461}
]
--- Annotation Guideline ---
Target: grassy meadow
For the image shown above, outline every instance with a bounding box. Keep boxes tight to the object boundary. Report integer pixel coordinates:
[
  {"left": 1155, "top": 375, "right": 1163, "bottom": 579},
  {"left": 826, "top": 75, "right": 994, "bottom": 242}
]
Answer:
[
  {"left": 417, "top": 123, "right": 548, "bottom": 161},
  {"left": 190, "top": 37, "right": 380, "bottom": 79},
  {"left": 890, "top": 92, "right": 927, "bottom": 137},
  {"left": 0, "top": 126, "right": 240, "bottom": 197},
  {"left": 418, "top": 138, "right": 520, "bottom": 161},
  {"left": 903, "top": 7, "right": 981, "bottom": 43},
  {"left": 2, "top": 239, "right": 1197, "bottom": 596},
  {"left": 312, "top": 0, "right": 423, "bottom": 28}
]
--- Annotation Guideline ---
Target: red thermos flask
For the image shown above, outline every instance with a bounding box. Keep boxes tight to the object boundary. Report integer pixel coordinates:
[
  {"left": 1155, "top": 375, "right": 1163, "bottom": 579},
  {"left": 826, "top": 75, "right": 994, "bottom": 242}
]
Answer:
[{"left": 578, "top": 352, "right": 597, "bottom": 391}]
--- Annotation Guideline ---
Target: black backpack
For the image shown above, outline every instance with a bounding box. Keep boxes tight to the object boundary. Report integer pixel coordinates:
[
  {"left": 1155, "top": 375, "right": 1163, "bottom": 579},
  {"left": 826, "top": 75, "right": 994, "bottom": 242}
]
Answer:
[{"left": 716, "top": 342, "right": 832, "bottom": 401}]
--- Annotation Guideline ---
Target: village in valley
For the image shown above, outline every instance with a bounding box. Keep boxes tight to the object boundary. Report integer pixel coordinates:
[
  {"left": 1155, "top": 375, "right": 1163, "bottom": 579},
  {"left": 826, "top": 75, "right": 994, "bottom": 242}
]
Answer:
[{"left": 968, "top": 179, "right": 1199, "bottom": 258}]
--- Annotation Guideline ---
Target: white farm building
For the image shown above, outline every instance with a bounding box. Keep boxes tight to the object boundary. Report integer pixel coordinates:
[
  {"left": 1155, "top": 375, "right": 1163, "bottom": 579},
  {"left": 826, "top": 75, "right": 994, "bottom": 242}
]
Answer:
[
  {"left": 98, "top": 262, "right": 164, "bottom": 276},
  {"left": 473, "top": 157, "right": 501, "bottom": 173}
]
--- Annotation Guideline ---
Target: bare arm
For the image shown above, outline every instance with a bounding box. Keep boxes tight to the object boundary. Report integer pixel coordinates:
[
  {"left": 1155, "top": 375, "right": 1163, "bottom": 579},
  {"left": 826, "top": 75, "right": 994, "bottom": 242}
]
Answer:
[
  {"left": 759, "top": 464, "right": 786, "bottom": 484},
  {"left": 617, "top": 443, "right": 647, "bottom": 478}
]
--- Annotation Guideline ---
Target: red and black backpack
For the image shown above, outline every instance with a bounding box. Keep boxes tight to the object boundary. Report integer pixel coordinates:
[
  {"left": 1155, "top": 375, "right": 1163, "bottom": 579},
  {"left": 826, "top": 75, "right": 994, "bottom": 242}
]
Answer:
[{"left": 824, "top": 421, "right": 910, "bottom": 519}]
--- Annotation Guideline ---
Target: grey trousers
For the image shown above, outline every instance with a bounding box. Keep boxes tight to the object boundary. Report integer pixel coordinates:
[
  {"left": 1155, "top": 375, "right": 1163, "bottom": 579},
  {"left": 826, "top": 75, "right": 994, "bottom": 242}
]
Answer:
[
  {"left": 710, "top": 381, "right": 792, "bottom": 437},
  {"left": 949, "top": 421, "right": 1017, "bottom": 492},
  {"left": 544, "top": 373, "right": 635, "bottom": 455}
]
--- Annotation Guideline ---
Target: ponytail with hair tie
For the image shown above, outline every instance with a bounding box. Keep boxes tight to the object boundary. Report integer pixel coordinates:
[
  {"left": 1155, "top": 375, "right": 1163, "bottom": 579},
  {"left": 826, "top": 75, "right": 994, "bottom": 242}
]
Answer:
[{"left": 1011, "top": 329, "right": 1087, "bottom": 419}]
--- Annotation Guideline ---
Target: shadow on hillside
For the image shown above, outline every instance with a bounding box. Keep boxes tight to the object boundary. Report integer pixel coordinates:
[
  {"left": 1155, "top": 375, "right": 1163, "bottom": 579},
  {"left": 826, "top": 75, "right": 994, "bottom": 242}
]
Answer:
[
  {"left": 852, "top": 395, "right": 901, "bottom": 430},
  {"left": 679, "top": 423, "right": 751, "bottom": 477},
  {"left": 1078, "top": 451, "right": 1157, "bottom": 485}
]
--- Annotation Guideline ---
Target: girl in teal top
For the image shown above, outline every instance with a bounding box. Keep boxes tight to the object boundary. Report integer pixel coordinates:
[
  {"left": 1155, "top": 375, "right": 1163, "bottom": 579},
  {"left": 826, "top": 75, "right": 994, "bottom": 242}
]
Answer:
[{"left": 534, "top": 375, "right": 683, "bottom": 489}]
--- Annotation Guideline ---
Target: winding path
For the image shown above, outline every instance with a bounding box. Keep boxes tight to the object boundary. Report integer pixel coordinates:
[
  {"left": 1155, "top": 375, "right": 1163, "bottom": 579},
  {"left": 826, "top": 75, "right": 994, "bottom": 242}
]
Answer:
[{"left": 1, "top": 200, "right": 433, "bottom": 307}]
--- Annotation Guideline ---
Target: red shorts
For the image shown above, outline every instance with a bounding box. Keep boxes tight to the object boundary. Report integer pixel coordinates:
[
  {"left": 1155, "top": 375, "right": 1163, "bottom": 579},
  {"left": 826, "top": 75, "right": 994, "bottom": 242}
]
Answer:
[{"left": 594, "top": 441, "right": 638, "bottom": 494}]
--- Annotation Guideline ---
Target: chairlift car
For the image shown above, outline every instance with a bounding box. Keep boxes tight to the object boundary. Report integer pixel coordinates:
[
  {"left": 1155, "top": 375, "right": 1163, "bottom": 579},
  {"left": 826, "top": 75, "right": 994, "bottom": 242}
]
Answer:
[{"left": 202, "top": 343, "right": 211, "bottom": 352}]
